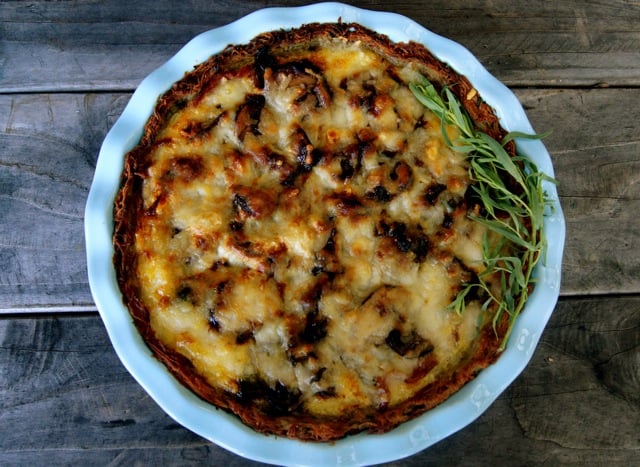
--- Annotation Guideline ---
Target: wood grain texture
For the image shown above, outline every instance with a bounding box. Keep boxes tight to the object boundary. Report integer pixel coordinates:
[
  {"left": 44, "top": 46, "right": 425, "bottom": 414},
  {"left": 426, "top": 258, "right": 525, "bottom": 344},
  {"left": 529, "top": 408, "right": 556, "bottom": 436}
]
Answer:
[
  {"left": 1, "top": 298, "right": 637, "bottom": 465},
  {"left": 514, "top": 87, "right": 640, "bottom": 295},
  {"left": 2, "top": 0, "right": 640, "bottom": 92},
  {"left": 0, "top": 93, "right": 128, "bottom": 311},
  {"left": 509, "top": 297, "right": 640, "bottom": 451},
  {"left": 0, "top": 315, "right": 258, "bottom": 465},
  {"left": 1, "top": 1, "right": 638, "bottom": 464}
]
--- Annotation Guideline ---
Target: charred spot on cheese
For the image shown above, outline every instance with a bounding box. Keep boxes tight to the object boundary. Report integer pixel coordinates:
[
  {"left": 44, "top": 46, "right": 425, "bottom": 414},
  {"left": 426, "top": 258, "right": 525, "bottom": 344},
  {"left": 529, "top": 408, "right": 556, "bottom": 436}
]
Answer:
[
  {"left": 376, "top": 219, "right": 430, "bottom": 262},
  {"left": 181, "top": 111, "right": 226, "bottom": 139},
  {"left": 235, "top": 94, "right": 265, "bottom": 140},
  {"left": 232, "top": 186, "right": 276, "bottom": 220},
  {"left": 385, "top": 328, "right": 434, "bottom": 358},
  {"left": 336, "top": 142, "right": 364, "bottom": 180},
  {"left": 424, "top": 182, "right": 447, "bottom": 206},
  {"left": 327, "top": 192, "right": 364, "bottom": 216},
  {"left": 442, "top": 213, "right": 454, "bottom": 229},
  {"left": 206, "top": 281, "right": 229, "bottom": 332},
  {"left": 176, "top": 284, "right": 195, "bottom": 303},
  {"left": 310, "top": 366, "right": 327, "bottom": 383},
  {"left": 293, "top": 127, "right": 320, "bottom": 171},
  {"left": 254, "top": 46, "right": 277, "bottom": 89},
  {"left": 366, "top": 185, "right": 394, "bottom": 203},
  {"left": 323, "top": 227, "right": 337, "bottom": 253},
  {"left": 228, "top": 220, "right": 243, "bottom": 232},
  {"left": 235, "top": 328, "right": 254, "bottom": 345},
  {"left": 114, "top": 22, "right": 516, "bottom": 441},
  {"left": 301, "top": 308, "right": 329, "bottom": 344},
  {"left": 355, "top": 82, "right": 376, "bottom": 113},
  {"left": 389, "top": 161, "right": 413, "bottom": 192},
  {"left": 236, "top": 379, "right": 301, "bottom": 416},
  {"left": 314, "top": 387, "right": 338, "bottom": 399},
  {"left": 311, "top": 226, "right": 342, "bottom": 278}
]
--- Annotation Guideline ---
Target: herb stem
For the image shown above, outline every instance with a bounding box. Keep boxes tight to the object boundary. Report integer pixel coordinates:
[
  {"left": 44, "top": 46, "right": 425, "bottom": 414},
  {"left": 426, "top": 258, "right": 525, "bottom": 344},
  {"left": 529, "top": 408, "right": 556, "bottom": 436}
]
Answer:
[{"left": 410, "top": 77, "right": 555, "bottom": 350}]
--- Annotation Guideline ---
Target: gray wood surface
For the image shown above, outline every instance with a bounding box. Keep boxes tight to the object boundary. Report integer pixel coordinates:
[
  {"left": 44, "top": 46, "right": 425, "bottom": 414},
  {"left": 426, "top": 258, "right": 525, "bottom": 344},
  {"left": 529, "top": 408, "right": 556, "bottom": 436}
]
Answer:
[
  {"left": 1, "top": 0, "right": 639, "bottom": 465},
  {"left": 0, "top": 93, "right": 127, "bottom": 311},
  {"left": 2, "top": 0, "right": 640, "bottom": 92}
]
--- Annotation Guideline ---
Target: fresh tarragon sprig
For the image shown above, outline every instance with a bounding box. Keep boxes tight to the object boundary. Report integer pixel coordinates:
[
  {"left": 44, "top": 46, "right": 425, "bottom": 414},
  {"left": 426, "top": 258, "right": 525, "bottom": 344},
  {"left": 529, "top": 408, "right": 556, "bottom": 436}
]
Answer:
[{"left": 409, "top": 77, "right": 556, "bottom": 350}]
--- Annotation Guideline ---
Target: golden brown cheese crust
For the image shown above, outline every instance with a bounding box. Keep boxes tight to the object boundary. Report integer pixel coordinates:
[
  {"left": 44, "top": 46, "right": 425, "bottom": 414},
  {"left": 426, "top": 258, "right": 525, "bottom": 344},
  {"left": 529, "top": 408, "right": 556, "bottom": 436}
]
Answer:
[{"left": 113, "top": 22, "right": 510, "bottom": 441}]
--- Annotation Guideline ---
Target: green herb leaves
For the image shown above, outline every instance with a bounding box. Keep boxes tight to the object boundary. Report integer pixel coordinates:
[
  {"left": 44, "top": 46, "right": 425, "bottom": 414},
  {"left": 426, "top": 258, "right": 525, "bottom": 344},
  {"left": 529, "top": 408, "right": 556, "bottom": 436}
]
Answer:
[{"left": 410, "top": 77, "right": 555, "bottom": 350}]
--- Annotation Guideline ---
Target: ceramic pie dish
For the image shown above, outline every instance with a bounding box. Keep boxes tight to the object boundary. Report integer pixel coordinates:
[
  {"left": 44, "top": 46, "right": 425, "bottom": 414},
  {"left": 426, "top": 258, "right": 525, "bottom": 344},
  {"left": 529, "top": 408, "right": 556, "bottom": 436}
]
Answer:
[{"left": 85, "top": 3, "right": 565, "bottom": 465}]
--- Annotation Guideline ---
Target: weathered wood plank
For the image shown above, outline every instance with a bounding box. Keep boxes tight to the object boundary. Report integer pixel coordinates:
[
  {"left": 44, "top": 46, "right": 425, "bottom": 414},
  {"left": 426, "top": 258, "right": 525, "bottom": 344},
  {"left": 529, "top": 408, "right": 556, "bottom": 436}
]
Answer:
[
  {"left": 508, "top": 297, "right": 640, "bottom": 451},
  {"left": 0, "top": 448, "right": 263, "bottom": 467},
  {"left": 514, "top": 88, "right": 640, "bottom": 295},
  {"left": 2, "top": 0, "right": 640, "bottom": 92},
  {"left": 0, "top": 93, "right": 129, "bottom": 311},
  {"left": 1, "top": 297, "right": 637, "bottom": 465},
  {"left": 0, "top": 315, "right": 246, "bottom": 464},
  {"left": 0, "top": 87, "right": 639, "bottom": 311}
]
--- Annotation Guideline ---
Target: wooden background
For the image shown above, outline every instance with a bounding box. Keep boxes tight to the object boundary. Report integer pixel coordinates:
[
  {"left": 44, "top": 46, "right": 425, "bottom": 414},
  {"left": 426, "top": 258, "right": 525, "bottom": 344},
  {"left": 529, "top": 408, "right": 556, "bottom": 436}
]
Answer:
[{"left": 1, "top": 0, "right": 639, "bottom": 465}]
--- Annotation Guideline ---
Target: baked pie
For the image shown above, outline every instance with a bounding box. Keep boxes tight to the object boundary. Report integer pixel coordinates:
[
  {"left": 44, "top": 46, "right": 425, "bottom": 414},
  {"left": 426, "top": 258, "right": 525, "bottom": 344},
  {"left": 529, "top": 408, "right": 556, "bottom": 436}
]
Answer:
[{"left": 113, "top": 22, "right": 536, "bottom": 441}]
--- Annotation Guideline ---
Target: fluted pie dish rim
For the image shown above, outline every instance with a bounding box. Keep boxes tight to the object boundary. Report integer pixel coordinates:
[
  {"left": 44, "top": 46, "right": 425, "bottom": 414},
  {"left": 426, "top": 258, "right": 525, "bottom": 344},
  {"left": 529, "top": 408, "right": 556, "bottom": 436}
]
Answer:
[{"left": 85, "top": 3, "right": 565, "bottom": 465}]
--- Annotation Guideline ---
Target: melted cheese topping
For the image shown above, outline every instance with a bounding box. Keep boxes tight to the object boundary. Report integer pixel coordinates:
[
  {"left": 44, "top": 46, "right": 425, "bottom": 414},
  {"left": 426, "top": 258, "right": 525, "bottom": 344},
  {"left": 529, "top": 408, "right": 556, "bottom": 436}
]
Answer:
[{"left": 132, "top": 38, "right": 495, "bottom": 417}]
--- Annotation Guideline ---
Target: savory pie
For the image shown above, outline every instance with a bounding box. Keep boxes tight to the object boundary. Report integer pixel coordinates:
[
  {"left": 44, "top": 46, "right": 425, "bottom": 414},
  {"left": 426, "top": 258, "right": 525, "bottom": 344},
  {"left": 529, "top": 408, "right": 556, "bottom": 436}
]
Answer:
[{"left": 113, "top": 22, "right": 517, "bottom": 441}]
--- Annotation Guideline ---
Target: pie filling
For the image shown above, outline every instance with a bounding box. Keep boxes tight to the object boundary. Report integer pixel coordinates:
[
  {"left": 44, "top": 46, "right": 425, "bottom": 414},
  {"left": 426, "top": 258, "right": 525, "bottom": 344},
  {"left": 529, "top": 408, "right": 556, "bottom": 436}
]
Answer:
[{"left": 114, "top": 22, "right": 515, "bottom": 440}]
